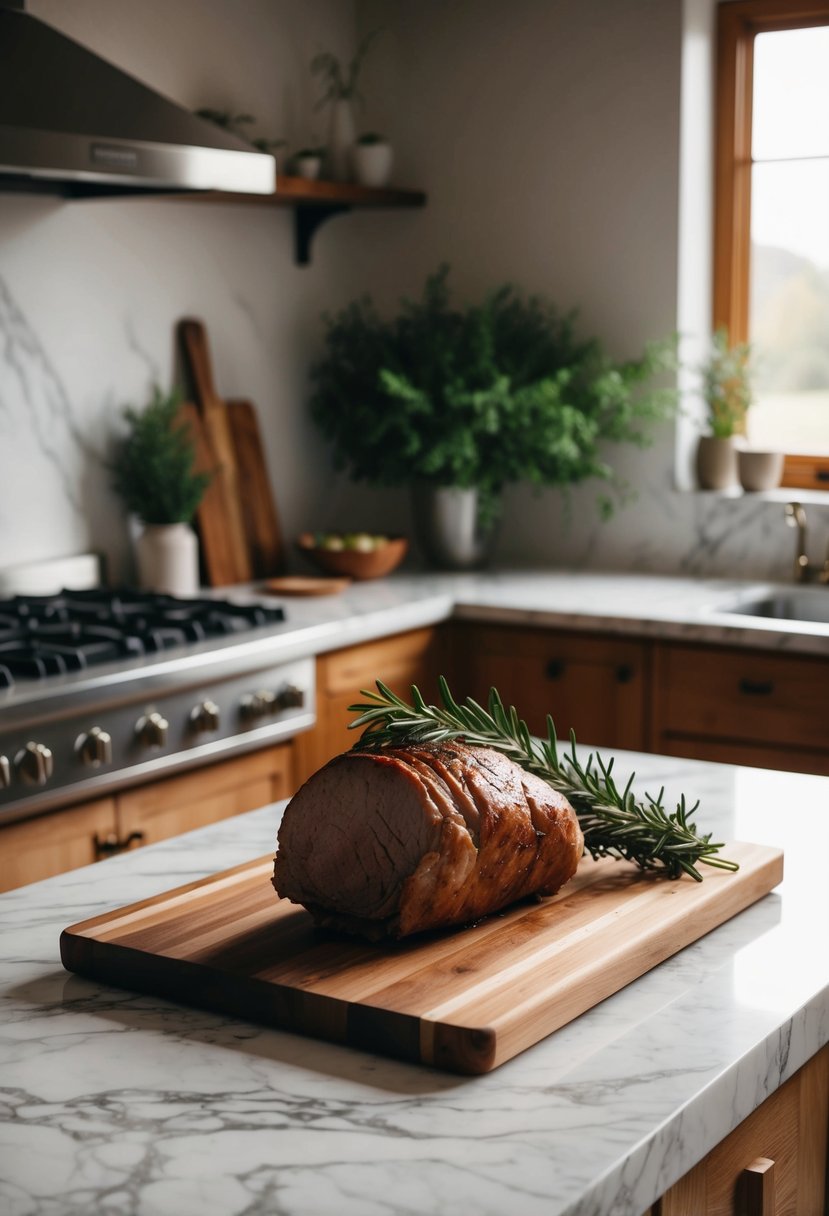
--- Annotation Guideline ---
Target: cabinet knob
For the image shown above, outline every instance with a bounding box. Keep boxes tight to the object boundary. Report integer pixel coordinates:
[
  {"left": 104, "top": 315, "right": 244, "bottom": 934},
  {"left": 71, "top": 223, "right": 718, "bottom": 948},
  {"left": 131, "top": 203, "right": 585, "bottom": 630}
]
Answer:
[
  {"left": 739, "top": 678, "right": 774, "bottom": 697},
  {"left": 15, "top": 741, "right": 54, "bottom": 785},
  {"left": 135, "top": 711, "right": 169, "bottom": 748},
  {"left": 190, "top": 699, "right": 221, "bottom": 733},
  {"left": 94, "top": 830, "right": 145, "bottom": 858},
  {"left": 0, "top": 755, "right": 10, "bottom": 789},
  {"left": 240, "top": 690, "right": 276, "bottom": 720},
  {"left": 76, "top": 726, "right": 113, "bottom": 768},
  {"left": 546, "top": 660, "right": 566, "bottom": 681},
  {"left": 616, "top": 664, "right": 634, "bottom": 685},
  {"left": 740, "top": 1156, "right": 775, "bottom": 1216}
]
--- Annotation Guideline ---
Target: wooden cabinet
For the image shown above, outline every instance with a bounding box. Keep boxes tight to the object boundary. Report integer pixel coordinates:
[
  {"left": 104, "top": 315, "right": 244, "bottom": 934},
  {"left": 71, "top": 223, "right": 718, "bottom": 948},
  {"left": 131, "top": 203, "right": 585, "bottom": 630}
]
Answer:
[
  {"left": 0, "top": 743, "right": 293, "bottom": 893},
  {"left": 651, "top": 642, "right": 829, "bottom": 777},
  {"left": 450, "top": 622, "right": 649, "bottom": 751},
  {"left": 645, "top": 1044, "right": 828, "bottom": 1215},
  {"left": 293, "top": 627, "right": 439, "bottom": 783}
]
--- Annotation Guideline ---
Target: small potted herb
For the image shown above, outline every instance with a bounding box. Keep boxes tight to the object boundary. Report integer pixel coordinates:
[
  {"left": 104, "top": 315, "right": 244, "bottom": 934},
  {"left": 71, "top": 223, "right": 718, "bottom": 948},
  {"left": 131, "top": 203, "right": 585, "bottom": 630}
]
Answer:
[
  {"left": 292, "top": 147, "right": 325, "bottom": 180},
  {"left": 351, "top": 131, "right": 393, "bottom": 187},
  {"left": 111, "top": 388, "right": 211, "bottom": 595},
  {"left": 696, "top": 328, "right": 752, "bottom": 490}
]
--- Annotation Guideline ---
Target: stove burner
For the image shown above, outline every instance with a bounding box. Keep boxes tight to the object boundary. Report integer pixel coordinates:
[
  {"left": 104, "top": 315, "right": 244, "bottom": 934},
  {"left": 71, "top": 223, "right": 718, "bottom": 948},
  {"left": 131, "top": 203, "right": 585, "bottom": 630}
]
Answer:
[{"left": 0, "top": 590, "right": 285, "bottom": 689}]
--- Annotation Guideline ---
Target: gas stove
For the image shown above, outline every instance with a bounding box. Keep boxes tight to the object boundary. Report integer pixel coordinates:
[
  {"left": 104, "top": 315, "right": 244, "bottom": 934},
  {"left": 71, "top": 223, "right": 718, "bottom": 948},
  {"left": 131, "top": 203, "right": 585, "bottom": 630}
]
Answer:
[{"left": 0, "top": 588, "right": 315, "bottom": 825}]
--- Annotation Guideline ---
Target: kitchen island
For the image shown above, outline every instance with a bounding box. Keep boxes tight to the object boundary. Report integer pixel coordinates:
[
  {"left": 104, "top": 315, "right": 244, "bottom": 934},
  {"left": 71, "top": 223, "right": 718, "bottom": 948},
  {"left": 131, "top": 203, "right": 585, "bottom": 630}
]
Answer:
[{"left": 1, "top": 750, "right": 827, "bottom": 1215}]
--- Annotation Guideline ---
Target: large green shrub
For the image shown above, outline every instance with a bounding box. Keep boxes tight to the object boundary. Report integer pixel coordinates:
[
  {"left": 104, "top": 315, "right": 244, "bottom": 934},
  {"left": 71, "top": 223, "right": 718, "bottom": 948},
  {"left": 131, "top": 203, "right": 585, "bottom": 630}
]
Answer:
[{"left": 310, "top": 266, "right": 678, "bottom": 516}]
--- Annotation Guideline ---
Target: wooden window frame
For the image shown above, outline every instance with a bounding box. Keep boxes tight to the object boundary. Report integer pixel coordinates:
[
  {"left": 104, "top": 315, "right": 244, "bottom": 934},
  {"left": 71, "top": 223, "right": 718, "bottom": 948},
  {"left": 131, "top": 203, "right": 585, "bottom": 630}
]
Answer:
[{"left": 714, "top": 0, "right": 829, "bottom": 489}]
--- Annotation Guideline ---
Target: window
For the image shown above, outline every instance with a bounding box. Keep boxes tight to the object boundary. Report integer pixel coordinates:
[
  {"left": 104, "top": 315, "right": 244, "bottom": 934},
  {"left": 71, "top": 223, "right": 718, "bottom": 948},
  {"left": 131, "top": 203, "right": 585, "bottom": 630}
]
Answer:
[{"left": 715, "top": 0, "right": 829, "bottom": 489}]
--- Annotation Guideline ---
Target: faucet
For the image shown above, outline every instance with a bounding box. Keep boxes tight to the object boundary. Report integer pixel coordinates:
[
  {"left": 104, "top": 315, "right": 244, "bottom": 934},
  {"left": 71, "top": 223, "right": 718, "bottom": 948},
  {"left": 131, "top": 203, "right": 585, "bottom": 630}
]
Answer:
[{"left": 784, "top": 502, "right": 829, "bottom": 584}]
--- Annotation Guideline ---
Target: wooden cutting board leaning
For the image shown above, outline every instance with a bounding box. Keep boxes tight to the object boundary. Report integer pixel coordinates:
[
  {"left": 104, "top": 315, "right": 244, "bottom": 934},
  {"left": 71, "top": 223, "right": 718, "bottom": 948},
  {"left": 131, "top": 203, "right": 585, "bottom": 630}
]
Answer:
[{"left": 60, "top": 840, "right": 782, "bottom": 1074}]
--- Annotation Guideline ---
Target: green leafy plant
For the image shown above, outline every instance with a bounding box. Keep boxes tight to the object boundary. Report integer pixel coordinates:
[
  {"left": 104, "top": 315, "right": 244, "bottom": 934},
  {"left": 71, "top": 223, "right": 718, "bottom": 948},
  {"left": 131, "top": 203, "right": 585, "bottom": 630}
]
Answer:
[
  {"left": 196, "top": 107, "right": 286, "bottom": 155},
  {"left": 700, "top": 327, "right": 752, "bottom": 438},
  {"left": 349, "top": 678, "right": 738, "bottom": 882},
  {"left": 357, "top": 131, "right": 387, "bottom": 145},
  {"left": 311, "top": 29, "right": 383, "bottom": 107},
  {"left": 310, "top": 265, "right": 678, "bottom": 518},
  {"left": 111, "top": 388, "right": 211, "bottom": 526}
]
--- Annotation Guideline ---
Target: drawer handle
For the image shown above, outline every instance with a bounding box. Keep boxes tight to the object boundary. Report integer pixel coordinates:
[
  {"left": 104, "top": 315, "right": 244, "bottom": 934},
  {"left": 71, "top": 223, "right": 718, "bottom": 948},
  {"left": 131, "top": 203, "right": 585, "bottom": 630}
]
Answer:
[
  {"left": 740, "top": 1156, "right": 775, "bottom": 1216},
  {"left": 739, "top": 678, "right": 774, "bottom": 696},
  {"left": 545, "top": 660, "right": 566, "bottom": 681},
  {"left": 94, "top": 830, "right": 145, "bottom": 858},
  {"left": 616, "top": 664, "right": 634, "bottom": 685}
]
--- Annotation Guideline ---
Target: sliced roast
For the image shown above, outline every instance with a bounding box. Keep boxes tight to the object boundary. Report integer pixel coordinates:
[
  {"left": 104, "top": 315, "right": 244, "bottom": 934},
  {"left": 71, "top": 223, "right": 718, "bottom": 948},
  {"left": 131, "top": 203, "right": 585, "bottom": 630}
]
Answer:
[{"left": 272, "top": 740, "right": 584, "bottom": 939}]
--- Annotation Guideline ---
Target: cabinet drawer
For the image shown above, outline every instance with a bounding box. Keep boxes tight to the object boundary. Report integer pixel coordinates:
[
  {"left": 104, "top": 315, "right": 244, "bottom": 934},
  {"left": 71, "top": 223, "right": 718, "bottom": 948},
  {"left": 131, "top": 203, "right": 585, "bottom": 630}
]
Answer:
[
  {"left": 657, "top": 643, "right": 829, "bottom": 751},
  {"left": 322, "top": 627, "right": 437, "bottom": 696},
  {"left": 0, "top": 798, "right": 117, "bottom": 892}
]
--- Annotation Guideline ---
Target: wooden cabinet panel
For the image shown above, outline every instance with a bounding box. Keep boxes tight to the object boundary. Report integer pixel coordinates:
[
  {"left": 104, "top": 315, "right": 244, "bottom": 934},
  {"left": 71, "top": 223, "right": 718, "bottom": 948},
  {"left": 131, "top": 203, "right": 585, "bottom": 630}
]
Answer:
[
  {"left": 0, "top": 798, "right": 117, "bottom": 892},
  {"left": 453, "top": 623, "right": 649, "bottom": 751},
  {"left": 658, "top": 733, "right": 829, "bottom": 779},
  {"left": 117, "top": 745, "right": 293, "bottom": 847},
  {"left": 294, "top": 627, "right": 439, "bottom": 781},
  {"left": 649, "top": 1046, "right": 828, "bottom": 1215},
  {"left": 654, "top": 643, "right": 829, "bottom": 752}
]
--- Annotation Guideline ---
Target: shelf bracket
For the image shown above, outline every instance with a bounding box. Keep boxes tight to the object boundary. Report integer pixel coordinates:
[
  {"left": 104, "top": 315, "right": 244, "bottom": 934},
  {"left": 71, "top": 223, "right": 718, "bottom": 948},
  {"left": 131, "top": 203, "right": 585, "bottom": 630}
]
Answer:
[{"left": 294, "top": 203, "right": 351, "bottom": 265}]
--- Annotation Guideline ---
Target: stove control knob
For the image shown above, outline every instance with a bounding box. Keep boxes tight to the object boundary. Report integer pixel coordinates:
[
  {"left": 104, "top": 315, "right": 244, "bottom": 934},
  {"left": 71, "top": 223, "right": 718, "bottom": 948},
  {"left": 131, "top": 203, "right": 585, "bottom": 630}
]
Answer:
[
  {"left": 16, "top": 742, "right": 54, "bottom": 786},
  {"left": 0, "top": 755, "right": 10, "bottom": 789},
  {"left": 276, "top": 684, "right": 305, "bottom": 710},
  {"left": 240, "top": 690, "right": 276, "bottom": 721},
  {"left": 76, "top": 727, "right": 113, "bottom": 768},
  {"left": 135, "top": 711, "right": 169, "bottom": 748},
  {"left": 190, "top": 700, "right": 221, "bottom": 733}
]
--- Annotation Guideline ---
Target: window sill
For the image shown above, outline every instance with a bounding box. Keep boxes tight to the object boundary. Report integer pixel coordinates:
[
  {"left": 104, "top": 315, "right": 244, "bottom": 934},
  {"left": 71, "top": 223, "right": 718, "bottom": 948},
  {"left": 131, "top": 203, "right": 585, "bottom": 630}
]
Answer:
[{"left": 692, "top": 485, "right": 829, "bottom": 506}]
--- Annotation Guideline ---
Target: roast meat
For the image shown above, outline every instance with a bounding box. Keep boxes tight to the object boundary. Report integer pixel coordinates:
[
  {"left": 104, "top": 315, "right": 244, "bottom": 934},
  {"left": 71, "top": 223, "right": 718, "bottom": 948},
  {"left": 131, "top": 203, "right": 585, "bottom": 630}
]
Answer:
[{"left": 272, "top": 740, "right": 584, "bottom": 939}]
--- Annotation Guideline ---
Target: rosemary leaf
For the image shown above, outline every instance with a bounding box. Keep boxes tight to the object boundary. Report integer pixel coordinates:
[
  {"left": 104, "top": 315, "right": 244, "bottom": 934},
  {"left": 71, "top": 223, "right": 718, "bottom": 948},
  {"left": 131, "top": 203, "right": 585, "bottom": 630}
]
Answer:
[{"left": 348, "top": 677, "right": 738, "bottom": 882}]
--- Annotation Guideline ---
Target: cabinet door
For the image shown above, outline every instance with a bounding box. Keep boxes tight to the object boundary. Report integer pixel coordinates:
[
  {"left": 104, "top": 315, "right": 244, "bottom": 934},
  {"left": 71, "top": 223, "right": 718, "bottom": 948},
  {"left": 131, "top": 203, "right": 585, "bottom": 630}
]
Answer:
[
  {"left": 454, "top": 624, "right": 649, "bottom": 751},
  {"left": 294, "top": 627, "right": 439, "bottom": 780},
  {"left": 652, "top": 642, "right": 829, "bottom": 776},
  {"left": 649, "top": 1045, "right": 828, "bottom": 1215},
  {"left": 116, "top": 744, "right": 293, "bottom": 847},
  {"left": 0, "top": 798, "right": 117, "bottom": 892}
]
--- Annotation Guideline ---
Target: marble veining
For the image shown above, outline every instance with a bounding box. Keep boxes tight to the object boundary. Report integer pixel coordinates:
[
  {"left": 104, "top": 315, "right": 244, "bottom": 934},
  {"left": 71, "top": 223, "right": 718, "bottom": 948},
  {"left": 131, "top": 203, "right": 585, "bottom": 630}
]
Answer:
[{"left": 1, "top": 755, "right": 827, "bottom": 1215}]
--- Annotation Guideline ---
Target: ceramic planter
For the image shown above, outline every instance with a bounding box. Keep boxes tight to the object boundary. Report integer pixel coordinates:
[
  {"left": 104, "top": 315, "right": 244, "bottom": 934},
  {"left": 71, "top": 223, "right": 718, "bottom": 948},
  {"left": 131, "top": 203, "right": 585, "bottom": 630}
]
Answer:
[
  {"left": 737, "top": 450, "right": 784, "bottom": 492},
  {"left": 135, "top": 523, "right": 199, "bottom": 596},
  {"left": 294, "top": 155, "right": 322, "bottom": 181},
  {"left": 695, "top": 436, "right": 738, "bottom": 490},
  {"left": 412, "top": 485, "right": 498, "bottom": 571},
  {"left": 351, "top": 141, "right": 393, "bottom": 187}
]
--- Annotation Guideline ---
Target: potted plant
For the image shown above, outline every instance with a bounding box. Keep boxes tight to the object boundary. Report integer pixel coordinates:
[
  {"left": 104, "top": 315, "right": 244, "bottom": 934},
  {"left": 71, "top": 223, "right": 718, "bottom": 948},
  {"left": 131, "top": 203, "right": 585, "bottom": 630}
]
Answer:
[
  {"left": 351, "top": 132, "right": 393, "bottom": 187},
  {"left": 111, "top": 388, "right": 211, "bottom": 594},
  {"left": 696, "top": 328, "right": 752, "bottom": 490},
  {"left": 196, "top": 107, "right": 287, "bottom": 173},
  {"left": 310, "top": 29, "right": 383, "bottom": 181},
  {"left": 292, "top": 147, "right": 325, "bottom": 180},
  {"left": 309, "top": 266, "right": 678, "bottom": 569}
]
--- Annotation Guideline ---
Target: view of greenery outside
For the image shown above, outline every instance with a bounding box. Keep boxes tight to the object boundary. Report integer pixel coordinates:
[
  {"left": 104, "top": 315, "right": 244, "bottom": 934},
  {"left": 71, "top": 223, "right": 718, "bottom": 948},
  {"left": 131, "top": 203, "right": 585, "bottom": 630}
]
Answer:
[{"left": 747, "top": 27, "right": 829, "bottom": 455}]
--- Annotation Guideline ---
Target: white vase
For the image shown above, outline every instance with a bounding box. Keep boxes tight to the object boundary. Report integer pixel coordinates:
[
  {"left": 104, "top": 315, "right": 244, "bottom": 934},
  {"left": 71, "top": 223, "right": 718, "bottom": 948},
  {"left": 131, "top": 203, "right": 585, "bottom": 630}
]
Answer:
[
  {"left": 328, "top": 98, "right": 356, "bottom": 181},
  {"left": 412, "top": 485, "right": 499, "bottom": 571},
  {"left": 351, "top": 141, "right": 393, "bottom": 188},
  {"left": 135, "top": 524, "right": 199, "bottom": 596}
]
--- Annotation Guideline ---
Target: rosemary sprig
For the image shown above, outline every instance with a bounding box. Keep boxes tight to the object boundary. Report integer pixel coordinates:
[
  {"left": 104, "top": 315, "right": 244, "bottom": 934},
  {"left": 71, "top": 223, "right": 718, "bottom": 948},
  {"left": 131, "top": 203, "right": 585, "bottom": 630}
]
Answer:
[{"left": 348, "top": 677, "right": 739, "bottom": 882}]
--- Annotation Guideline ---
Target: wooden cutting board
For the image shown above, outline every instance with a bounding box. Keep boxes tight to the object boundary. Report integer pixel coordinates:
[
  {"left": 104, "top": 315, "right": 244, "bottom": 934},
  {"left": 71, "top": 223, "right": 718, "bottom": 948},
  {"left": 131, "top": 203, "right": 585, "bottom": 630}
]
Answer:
[
  {"left": 177, "top": 403, "right": 241, "bottom": 588},
  {"left": 60, "top": 841, "right": 782, "bottom": 1075},
  {"left": 178, "top": 318, "right": 251, "bottom": 585},
  {"left": 226, "top": 399, "right": 284, "bottom": 578}
]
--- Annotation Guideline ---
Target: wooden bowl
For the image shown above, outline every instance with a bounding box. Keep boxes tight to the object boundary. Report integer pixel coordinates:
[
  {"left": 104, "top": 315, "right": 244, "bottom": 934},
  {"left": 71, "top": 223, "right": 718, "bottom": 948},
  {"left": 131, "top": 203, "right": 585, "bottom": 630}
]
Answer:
[{"left": 297, "top": 536, "right": 408, "bottom": 581}]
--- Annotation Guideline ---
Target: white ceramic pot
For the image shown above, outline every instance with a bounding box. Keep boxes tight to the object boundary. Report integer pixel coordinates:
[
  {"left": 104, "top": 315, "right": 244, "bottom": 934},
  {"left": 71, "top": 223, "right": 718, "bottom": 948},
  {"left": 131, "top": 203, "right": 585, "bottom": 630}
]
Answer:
[
  {"left": 351, "top": 141, "right": 393, "bottom": 188},
  {"left": 412, "top": 485, "right": 499, "bottom": 571},
  {"left": 328, "top": 99, "right": 357, "bottom": 181},
  {"left": 135, "top": 524, "right": 199, "bottom": 596},
  {"left": 294, "top": 155, "right": 322, "bottom": 181},
  {"left": 737, "top": 449, "right": 785, "bottom": 492},
  {"left": 695, "top": 436, "right": 738, "bottom": 490}
]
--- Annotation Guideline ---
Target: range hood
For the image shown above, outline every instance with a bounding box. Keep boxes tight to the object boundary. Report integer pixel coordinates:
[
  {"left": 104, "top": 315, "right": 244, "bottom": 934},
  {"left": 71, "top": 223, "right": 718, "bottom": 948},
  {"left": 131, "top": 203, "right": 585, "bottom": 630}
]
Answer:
[{"left": 0, "top": 4, "right": 276, "bottom": 196}]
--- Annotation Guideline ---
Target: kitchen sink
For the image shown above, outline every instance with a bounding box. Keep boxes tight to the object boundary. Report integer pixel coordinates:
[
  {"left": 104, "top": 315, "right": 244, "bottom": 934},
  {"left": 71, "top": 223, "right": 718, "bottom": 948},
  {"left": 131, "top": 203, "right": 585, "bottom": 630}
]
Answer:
[{"left": 722, "top": 588, "right": 829, "bottom": 625}]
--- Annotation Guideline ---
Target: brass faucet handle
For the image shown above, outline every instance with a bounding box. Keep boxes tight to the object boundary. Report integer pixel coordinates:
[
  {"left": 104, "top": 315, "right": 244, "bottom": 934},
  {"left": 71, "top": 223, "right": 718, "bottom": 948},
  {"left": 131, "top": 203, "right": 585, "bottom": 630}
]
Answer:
[{"left": 784, "top": 502, "right": 811, "bottom": 582}]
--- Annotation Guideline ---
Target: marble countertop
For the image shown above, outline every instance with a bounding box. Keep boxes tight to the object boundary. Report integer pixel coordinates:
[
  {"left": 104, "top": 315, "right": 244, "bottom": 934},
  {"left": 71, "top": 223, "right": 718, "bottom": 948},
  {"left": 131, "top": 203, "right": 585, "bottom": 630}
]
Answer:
[
  {"left": 232, "top": 569, "right": 829, "bottom": 660},
  {"left": 2, "top": 750, "right": 827, "bottom": 1215}
]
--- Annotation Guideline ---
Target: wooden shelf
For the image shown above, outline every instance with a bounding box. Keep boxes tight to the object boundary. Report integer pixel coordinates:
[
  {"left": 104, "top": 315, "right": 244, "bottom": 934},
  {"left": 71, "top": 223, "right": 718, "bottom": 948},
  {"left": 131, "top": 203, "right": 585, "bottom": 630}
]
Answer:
[{"left": 173, "top": 175, "right": 428, "bottom": 264}]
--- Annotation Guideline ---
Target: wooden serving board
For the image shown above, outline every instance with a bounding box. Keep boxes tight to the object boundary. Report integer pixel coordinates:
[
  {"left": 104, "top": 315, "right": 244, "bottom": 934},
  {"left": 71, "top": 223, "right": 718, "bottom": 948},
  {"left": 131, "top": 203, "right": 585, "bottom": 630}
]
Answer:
[
  {"left": 60, "top": 841, "right": 782, "bottom": 1075},
  {"left": 226, "top": 399, "right": 285, "bottom": 578}
]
